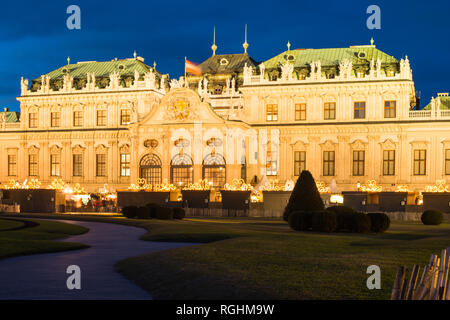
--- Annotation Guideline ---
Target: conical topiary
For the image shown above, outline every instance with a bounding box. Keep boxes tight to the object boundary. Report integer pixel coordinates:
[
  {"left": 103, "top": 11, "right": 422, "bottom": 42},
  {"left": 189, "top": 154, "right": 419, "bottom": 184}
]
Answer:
[{"left": 283, "top": 170, "right": 324, "bottom": 221}]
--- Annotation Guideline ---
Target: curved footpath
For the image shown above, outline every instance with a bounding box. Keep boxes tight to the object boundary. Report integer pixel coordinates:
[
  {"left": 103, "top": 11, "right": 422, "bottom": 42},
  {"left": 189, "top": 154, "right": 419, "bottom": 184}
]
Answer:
[{"left": 0, "top": 219, "right": 196, "bottom": 300}]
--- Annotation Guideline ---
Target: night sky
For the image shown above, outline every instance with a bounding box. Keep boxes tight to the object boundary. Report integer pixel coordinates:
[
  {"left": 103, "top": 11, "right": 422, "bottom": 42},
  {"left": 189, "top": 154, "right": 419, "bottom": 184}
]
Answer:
[{"left": 0, "top": 0, "right": 449, "bottom": 111}]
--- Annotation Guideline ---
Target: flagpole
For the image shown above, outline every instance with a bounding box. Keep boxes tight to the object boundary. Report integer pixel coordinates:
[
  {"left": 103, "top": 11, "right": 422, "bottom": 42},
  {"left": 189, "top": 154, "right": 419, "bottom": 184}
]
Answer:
[{"left": 184, "top": 56, "right": 187, "bottom": 88}]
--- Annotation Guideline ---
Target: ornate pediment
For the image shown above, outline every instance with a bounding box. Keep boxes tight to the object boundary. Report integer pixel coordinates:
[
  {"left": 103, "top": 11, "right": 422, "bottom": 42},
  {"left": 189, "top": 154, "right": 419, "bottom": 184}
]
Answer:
[
  {"left": 380, "top": 138, "right": 397, "bottom": 150},
  {"left": 119, "top": 143, "right": 130, "bottom": 153},
  {"left": 49, "top": 144, "right": 62, "bottom": 154},
  {"left": 95, "top": 144, "right": 108, "bottom": 153},
  {"left": 409, "top": 140, "right": 429, "bottom": 150},
  {"left": 72, "top": 144, "right": 85, "bottom": 154},
  {"left": 319, "top": 139, "right": 337, "bottom": 151},
  {"left": 350, "top": 139, "right": 368, "bottom": 150},
  {"left": 28, "top": 145, "right": 40, "bottom": 154}
]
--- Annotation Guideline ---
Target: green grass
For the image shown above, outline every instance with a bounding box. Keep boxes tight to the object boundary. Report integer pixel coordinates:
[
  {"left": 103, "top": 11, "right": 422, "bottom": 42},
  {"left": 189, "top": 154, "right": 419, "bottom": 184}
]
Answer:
[
  {"left": 5, "top": 213, "right": 450, "bottom": 300},
  {"left": 0, "top": 218, "right": 89, "bottom": 260}
]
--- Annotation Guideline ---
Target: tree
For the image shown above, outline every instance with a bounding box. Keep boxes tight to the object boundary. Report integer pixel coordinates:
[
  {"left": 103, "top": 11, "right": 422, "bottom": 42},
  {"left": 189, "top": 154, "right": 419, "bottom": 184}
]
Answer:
[{"left": 283, "top": 170, "right": 324, "bottom": 221}]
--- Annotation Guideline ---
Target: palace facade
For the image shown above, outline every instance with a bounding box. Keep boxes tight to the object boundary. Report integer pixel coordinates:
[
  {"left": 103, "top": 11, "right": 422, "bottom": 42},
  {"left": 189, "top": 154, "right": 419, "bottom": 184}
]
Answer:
[{"left": 1, "top": 41, "right": 450, "bottom": 193}]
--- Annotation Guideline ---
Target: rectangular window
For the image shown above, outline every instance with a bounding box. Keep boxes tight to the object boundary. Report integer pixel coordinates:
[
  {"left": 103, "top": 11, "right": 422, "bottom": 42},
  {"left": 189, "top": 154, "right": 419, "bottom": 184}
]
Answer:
[
  {"left": 354, "top": 102, "right": 366, "bottom": 119},
  {"left": 323, "top": 151, "right": 335, "bottom": 176},
  {"left": 446, "top": 149, "right": 450, "bottom": 175},
  {"left": 8, "top": 155, "right": 17, "bottom": 176},
  {"left": 29, "top": 113, "right": 38, "bottom": 128},
  {"left": 324, "top": 103, "right": 336, "bottom": 120},
  {"left": 266, "top": 104, "right": 278, "bottom": 122},
  {"left": 120, "top": 109, "right": 131, "bottom": 125},
  {"left": 413, "top": 149, "right": 426, "bottom": 176},
  {"left": 28, "top": 154, "right": 38, "bottom": 176},
  {"left": 295, "top": 103, "right": 306, "bottom": 121},
  {"left": 352, "top": 150, "right": 365, "bottom": 176},
  {"left": 51, "top": 112, "right": 60, "bottom": 127},
  {"left": 97, "top": 110, "right": 107, "bottom": 126},
  {"left": 73, "top": 111, "right": 83, "bottom": 127},
  {"left": 294, "top": 151, "right": 306, "bottom": 176},
  {"left": 73, "top": 154, "right": 83, "bottom": 177},
  {"left": 383, "top": 150, "right": 395, "bottom": 176},
  {"left": 384, "top": 101, "right": 396, "bottom": 118},
  {"left": 96, "top": 154, "right": 107, "bottom": 177},
  {"left": 120, "top": 153, "right": 130, "bottom": 177},
  {"left": 266, "top": 150, "right": 278, "bottom": 176},
  {"left": 50, "top": 154, "right": 60, "bottom": 176}
]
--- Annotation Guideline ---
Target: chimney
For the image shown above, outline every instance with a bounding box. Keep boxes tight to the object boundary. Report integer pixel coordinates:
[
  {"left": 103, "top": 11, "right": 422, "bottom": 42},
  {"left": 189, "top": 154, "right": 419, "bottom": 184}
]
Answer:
[{"left": 3, "top": 108, "right": 8, "bottom": 112}]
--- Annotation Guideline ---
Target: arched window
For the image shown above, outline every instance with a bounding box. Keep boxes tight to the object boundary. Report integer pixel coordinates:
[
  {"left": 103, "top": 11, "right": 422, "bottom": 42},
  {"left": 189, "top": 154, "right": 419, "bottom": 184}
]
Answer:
[
  {"left": 171, "top": 154, "right": 193, "bottom": 187},
  {"left": 202, "top": 153, "right": 226, "bottom": 188},
  {"left": 139, "top": 154, "right": 162, "bottom": 185}
]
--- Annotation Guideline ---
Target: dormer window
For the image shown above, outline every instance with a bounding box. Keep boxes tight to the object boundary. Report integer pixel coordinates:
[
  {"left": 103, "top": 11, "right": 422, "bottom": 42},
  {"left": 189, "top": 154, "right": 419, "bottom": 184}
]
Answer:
[
  {"left": 219, "top": 58, "right": 229, "bottom": 66},
  {"left": 356, "top": 70, "right": 365, "bottom": 78},
  {"left": 214, "top": 86, "right": 223, "bottom": 95}
]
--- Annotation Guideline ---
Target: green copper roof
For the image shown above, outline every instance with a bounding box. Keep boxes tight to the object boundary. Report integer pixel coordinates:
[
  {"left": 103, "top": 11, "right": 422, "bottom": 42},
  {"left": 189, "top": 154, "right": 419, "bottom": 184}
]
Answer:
[
  {"left": 423, "top": 95, "right": 450, "bottom": 110},
  {"left": 198, "top": 53, "right": 259, "bottom": 75},
  {"left": 34, "top": 58, "right": 160, "bottom": 82},
  {"left": 1, "top": 111, "right": 20, "bottom": 123},
  {"left": 262, "top": 46, "right": 399, "bottom": 69}
]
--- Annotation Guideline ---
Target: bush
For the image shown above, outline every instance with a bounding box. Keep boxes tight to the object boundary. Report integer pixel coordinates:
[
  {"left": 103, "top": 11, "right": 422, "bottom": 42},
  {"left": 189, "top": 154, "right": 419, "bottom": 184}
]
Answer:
[
  {"left": 288, "top": 211, "right": 313, "bottom": 231},
  {"left": 350, "top": 212, "right": 372, "bottom": 233},
  {"left": 136, "top": 206, "right": 151, "bottom": 219},
  {"left": 421, "top": 210, "right": 444, "bottom": 225},
  {"left": 155, "top": 206, "right": 173, "bottom": 220},
  {"left": 312, "top": 211, "right": 337, "bottom": 233},
  {"left": 146, "top": 203, "right": 160, "bottom": 218},
  {"left": 173, "top": 207, "right": 186, "bottom": 220},
  {"left": 367, "top": 213, "right": 390, "bottom": 233},
  {"left": 122, "top": 206, "right": 138, "bottom": 218},
  {"left": 326, "top": 206, "right": 357, "bottom": 231},
  {"left": 283, "top": 170, "right": 324, "bottom": 221}
]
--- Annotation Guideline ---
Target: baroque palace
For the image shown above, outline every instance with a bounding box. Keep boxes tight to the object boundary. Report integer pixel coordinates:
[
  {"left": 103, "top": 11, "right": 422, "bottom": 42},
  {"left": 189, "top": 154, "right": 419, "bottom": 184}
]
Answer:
[{"left": 1, "top": 38, "right": 449, "bottom": 193}]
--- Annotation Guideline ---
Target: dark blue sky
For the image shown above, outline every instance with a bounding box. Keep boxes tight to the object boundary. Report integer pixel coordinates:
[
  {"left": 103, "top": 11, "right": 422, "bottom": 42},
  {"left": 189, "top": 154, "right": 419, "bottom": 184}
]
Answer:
[{"left": 0, "top": 0, "right": 448, "bottom": 111}]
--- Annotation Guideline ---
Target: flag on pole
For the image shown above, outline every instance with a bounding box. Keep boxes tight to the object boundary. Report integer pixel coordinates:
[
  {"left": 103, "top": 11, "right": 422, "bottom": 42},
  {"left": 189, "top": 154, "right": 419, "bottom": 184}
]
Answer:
[{"left": 185, "top": 58, "right": 202, "bottom": 76}]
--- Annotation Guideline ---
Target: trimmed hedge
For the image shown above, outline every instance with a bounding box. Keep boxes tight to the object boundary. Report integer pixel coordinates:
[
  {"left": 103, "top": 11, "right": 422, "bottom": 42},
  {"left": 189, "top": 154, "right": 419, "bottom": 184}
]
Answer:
[
  {"left": 173, "top": 207, "right": 186, "bottom": 220},
  {"left": 367, "top": 212, "right": 390, "bottom": 233},
  {"left": 122, "top": 205, "right": 138, "bottom": 218},
  {"left": 288, "top": 211, "right": 313, "bottom": 231},
  {"left": 421, "top": 210, "right": 444, "bottom": 225},
  {"left": 155, "top": 206, "right": 174, "bottom": 220},
  {"left": 311, "top": 211, "right": 337, "bottom": 233},
  {"left": 136, "top": 206, "right": 151, "bottom": 219},
  {"left": 350, "top": 212, "right": 372, "bottom": 233},
  {"left": 146, "top": 203, "right": 160, "bottom": 219},
  {"left": 326, "top": 206, "right": 357, "bottom": 231}
]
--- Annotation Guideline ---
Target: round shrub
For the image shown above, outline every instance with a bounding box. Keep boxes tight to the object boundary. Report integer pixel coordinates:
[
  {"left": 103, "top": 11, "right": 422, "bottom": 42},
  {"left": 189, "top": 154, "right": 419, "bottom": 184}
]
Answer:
[
  {"left": 350, "top": 212, "right": 372, "bottom": 233},
  {"left": 312, "top": 211, "right": 337, "bottom": 233},
  {"left": 146, "top": 203, "right": 160, "bottom": 218},
  {"left": 421, "top": 210, "right": 444, "bottom": 225},
  {"left": 326, "top": 206, "right": 357, "bottom": 231},
  {"left": 122, "top": 206, "right": 138, "bottom": 218},
  {"left": 136, "top": 206, "right": 151, "bottom": 219},
  {"left": 155, "top": 206, "right": 174, "bottom": 220},
  {"left": 288, "top": 211, "right": 313, "bottom": 231},
  {"left": 367, "top": 212, "right": 390, "bottom": 233},
  {"left": 173, "top": 207, "right": 186, "bottom": 220}
]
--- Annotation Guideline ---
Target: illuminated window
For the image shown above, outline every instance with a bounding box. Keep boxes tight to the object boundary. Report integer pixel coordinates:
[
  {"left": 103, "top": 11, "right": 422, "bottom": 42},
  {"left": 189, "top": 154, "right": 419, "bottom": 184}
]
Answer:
[
  {"left": 445, "top": 149, "right": 450, "bottom": 175},
  {"left": 266, "top": 104, "right": 278, "bottom": 121},
  {"left": 8, "top": 155, "right": 17, "bottom": 176},
  {"left": 73, "top": 154, "right": 83, "bottom": 177},
  {"left": 324, "top": 103, "right": 336, "bottom": 120},
  {"left": 170, "top": 154, "right": 193, "bottom": 186},
  {"left": 51, "top": 112, "right": 60, "bottom": 127},
  {"left": 266, "top": 149, "right": 278, "bottom": 176},
  {"left": 295, "top": 103, "right": 306, "bottom": 121},
  {"left": 202, "top": 153, "right": 226, "bottom": 189},
  {"left": 384, "top": 101, "right": 396, "bottom": 118},
  {"left": 121, "top": 153, "right": 131, "bottom": 177},
  {"left": 29, "top": 112, "right": 38, "bottom": 128},
  {"left": 413, "top": 149, "right": 426, "bottom": 176},
  {"left": 383, "top": 150, "right": 395, "bottom": 176},
  {"left": 323, "top": 151, "right": 335, "bottom": 176},
  {"left": 73, "top": 111, "right": 83, "bottom": 127},
  {"left": 50, "top": 154, "right": 60, "bottom": 176},
  {"left": 294, "top": 151, "right": 306, "bottom": 176},
  {"left": 120, "top": 109, "right": 131, "bottom": 125},
  {"left": 96, "top": 154, "right": 107, "bottom": 177},
  {"left": 352, "top": 150, "right": 365, "bottom": 176},
  {"left": 97, "top": 110, "right": 107, "bottom": 126},
  {"left": 354, "top": 102, "right": 366, "bottom": 119},
  {"left": 28, "top": 154, "right": 38, "bottom": 176}
]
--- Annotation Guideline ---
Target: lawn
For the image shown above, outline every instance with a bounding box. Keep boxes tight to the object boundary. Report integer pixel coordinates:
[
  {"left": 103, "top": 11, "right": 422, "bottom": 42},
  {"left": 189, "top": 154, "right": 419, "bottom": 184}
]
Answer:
[
  {"left": 3, "top": 213, "right": 450, "bottom": 300},
  {"left": 0, "top": 218, "right": 89, "bottom": 260}
]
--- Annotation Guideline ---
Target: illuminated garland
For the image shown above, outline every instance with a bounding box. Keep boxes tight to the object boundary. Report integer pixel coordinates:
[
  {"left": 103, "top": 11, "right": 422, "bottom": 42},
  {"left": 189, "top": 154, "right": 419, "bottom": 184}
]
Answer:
[
  {"left": 183, "top": 179, "right": 211, "bottom": 190},
  {"left": 48, "top": 178, "right": 66, "bottom": 190},
  {"left": 425, "top": 180, "right": 450, "bottom": 193},
  {"left": 395, "top": 185, "right": 410, "bottom": 192},
  {"left": 360, "top": 180, "right": 382, "bottom": 192},
  {"left": 223, "top": 179, "right": 254, "bottom": 191},
  {"left": 316, "top": 181, "right": 330, "bottom": 193},
  {"left": 3, "top": 178, "right": 42, "bottom": 189},
  {"left": 127, "top": 178, "right": 176, "bottom": 192}
]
